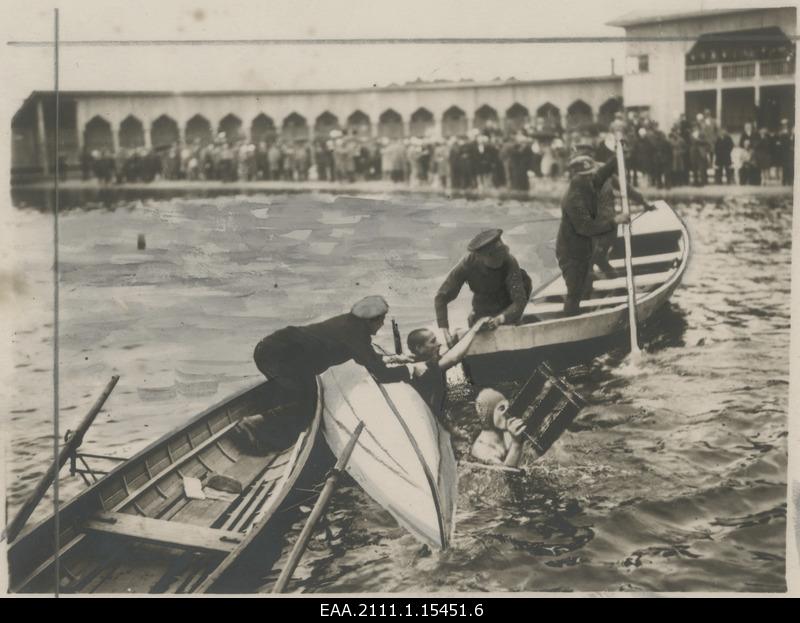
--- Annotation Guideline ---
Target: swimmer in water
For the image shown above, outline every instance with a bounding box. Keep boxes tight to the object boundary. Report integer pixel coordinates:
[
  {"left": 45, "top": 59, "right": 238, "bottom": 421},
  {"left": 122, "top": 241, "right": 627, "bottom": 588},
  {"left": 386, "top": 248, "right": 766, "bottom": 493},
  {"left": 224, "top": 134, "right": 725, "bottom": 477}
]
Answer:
[{"left": 470, "top": 388, "right": 526, "bottom": 468}]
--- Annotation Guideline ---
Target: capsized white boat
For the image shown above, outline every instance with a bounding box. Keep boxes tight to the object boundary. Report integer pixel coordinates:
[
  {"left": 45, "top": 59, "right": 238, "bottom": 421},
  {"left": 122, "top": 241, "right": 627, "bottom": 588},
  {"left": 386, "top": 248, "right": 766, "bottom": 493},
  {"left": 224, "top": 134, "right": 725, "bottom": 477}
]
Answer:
[{"left": 320, "top": 361, "right": 457, "bottom": 550}]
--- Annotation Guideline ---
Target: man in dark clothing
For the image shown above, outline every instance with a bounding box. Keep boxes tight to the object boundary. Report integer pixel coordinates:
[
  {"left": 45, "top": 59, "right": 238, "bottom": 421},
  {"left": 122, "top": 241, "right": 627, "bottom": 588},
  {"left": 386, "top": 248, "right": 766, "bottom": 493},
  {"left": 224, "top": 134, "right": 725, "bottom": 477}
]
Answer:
[
  {"left": 714, "top": 128, "right": 734, "bottom": 184},
  {"left": 777, "top": 120, "right": 794, "bottom": 186},
  {"left": 234, "top": 296, "right": 416, "bottom": 451},
  {"left": 557, "top": 154, "right": 630, "bottom": 316},
  {"left": 253, "top": 295, "right": 412, "bottom": 393},
  {"left": 435, "top": 230, "right": 532, "bottom": 348}
]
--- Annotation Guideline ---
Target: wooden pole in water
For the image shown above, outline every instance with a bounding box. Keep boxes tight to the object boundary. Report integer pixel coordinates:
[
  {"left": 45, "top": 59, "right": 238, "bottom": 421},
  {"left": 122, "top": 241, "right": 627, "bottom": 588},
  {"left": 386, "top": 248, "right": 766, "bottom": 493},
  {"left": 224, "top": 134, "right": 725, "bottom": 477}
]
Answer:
[
  {"left": 272, "top": 420, "right": 365, "bottom": 594},
  {"left": 614, "top": 133, "right": 642, "bottom": 358},
  {"left": 3, "top": 375, "right": 120, "bottom": 544}
]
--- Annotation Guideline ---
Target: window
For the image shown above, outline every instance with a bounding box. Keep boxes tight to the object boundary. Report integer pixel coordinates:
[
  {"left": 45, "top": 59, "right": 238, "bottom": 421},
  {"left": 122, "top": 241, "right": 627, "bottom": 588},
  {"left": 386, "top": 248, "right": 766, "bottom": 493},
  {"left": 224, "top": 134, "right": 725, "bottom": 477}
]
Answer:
[{"left": 626, "top": 54, "right": 650, "bottom": 74}]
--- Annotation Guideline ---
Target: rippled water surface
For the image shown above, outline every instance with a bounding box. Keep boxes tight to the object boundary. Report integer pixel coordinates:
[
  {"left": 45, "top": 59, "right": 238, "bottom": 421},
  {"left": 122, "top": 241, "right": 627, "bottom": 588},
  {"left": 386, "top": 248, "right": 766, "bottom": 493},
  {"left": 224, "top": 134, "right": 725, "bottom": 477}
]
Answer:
[{"left": 4, "top": 189, "right": 790, "bottom": 592}]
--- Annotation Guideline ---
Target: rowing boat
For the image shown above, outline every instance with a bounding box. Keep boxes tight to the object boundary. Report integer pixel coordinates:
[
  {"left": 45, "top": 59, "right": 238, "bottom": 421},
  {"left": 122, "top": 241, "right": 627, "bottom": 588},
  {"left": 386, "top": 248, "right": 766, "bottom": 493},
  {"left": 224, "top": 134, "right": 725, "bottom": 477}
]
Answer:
[
  {"left": 8, "top": 378, "right": 322, "bottom": 594},
  {"left": 464, "top": 200, "right": 690, "bottom": 381},
  {"left": 320, "top": 361, "right": 457, "bottom": 550}
]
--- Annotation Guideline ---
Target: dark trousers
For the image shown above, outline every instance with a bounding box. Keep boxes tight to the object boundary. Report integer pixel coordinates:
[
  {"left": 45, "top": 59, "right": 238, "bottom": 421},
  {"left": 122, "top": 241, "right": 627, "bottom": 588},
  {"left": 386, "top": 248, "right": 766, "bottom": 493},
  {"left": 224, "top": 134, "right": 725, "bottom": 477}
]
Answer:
[
  {"left": 559, "top": 258, "right": 594, "bottom": 316},
  {"left": 715, "top": 165, "right": 733, "bottom": 184}
]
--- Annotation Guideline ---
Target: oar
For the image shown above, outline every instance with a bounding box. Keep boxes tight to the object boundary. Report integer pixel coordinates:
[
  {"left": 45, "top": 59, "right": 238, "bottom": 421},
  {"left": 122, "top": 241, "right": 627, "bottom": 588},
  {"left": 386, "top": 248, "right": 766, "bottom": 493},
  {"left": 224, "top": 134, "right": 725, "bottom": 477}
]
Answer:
[
  {"left": 272, "top": 420, "right": 365, "bottom": 594},
  {"left": 613, "top": 133, "right": 642, "bottom": 359},
  {"left": 3, "top": 375, "right": 120, "bottom": 544}
]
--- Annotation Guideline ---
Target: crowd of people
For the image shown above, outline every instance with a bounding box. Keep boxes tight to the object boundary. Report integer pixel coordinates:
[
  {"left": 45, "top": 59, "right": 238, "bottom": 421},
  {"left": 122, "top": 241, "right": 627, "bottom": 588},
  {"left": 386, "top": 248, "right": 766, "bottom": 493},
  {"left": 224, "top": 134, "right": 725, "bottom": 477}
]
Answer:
[{"left": 80, "top": 110, "right": 794, "bottom": 191}]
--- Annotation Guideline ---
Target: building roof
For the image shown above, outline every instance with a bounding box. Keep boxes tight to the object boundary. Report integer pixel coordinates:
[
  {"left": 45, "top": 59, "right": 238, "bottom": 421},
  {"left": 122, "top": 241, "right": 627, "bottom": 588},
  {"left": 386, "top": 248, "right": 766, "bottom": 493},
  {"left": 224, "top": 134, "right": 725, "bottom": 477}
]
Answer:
[
  {"left": 25, "top": 75, "right": 621, "bottom": 101},
  {"left": 607, "top": 7, "right": 793, "bottom": 28}
]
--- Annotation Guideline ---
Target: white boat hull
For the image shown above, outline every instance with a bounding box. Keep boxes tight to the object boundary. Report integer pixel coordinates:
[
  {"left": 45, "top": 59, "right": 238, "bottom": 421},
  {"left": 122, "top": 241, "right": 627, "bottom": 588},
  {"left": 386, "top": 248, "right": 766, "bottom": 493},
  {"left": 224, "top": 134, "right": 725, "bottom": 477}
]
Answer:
[{"left": 321, "top": 361, "right": 457, "bottom": 550}]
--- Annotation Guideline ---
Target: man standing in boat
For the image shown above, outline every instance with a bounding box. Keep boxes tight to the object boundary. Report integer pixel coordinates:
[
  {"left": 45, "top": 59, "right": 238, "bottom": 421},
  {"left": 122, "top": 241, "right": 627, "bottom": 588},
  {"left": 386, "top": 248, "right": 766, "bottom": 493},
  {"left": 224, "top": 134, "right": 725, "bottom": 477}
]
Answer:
[
  {"left": 557, "top": 154, "right": 630, "bottom": 316},
  {"left": 434, "top": 229, "right": 532, "bottom": 348},
  {"left": 235, "top": 296, "right": 420, "bottom": 450}
]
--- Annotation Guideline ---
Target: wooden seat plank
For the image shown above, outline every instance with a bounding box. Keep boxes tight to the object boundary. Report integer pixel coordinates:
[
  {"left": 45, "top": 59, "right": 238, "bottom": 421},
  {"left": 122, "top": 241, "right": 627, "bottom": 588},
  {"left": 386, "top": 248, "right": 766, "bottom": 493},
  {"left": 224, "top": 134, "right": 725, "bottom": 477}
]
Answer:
[{"left": 85, "top": 511, "right": 242, "bottom": 554}]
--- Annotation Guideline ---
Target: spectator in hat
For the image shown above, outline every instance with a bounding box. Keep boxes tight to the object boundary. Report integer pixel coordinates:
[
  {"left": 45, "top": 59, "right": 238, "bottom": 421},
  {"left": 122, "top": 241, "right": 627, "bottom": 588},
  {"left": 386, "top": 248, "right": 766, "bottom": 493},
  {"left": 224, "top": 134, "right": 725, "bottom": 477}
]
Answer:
[
  {"left": 777, "top": 119, "right": 794, "bottom": 186},
  {"left": 557, "top": 154, "right": 629, "bottom": 316},
  {"left": 754, "top": 127, "right": 773, "bottom": 185},
  {"left": 714, "top": 128, "right": 734, "bottom": 184},
  {"left": 435, "top": 229, "right": 533, "bottom": 348}
]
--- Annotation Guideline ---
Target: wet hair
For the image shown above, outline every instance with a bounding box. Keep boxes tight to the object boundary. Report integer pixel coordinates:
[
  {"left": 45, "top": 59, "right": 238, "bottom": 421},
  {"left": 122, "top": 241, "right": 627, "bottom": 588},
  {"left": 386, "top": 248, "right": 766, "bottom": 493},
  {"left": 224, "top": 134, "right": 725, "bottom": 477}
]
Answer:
[{"left": 407, "top": 328, "right": 433, "bottom": 354}]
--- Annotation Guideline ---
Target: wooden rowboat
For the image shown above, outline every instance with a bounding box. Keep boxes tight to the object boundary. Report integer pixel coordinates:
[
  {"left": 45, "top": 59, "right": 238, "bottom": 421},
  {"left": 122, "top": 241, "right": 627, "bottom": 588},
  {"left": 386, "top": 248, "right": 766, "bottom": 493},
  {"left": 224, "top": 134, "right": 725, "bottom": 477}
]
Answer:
[
  {"left": 464, "top": 200, "right": 690, "bottom": 380},
  {"left": 320, "top": 361, "right": 457, "bottom": 550},
  {"left": 8, "top": 379, "right": 322, "bottom": 594}
]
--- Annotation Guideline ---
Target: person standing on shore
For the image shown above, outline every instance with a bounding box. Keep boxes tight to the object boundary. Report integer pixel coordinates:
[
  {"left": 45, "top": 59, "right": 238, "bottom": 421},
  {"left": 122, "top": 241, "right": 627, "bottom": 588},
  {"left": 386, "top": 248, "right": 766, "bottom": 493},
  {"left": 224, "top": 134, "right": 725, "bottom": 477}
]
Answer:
[{"left": 714, "top": 128, "right": 734, "bottom": 184}]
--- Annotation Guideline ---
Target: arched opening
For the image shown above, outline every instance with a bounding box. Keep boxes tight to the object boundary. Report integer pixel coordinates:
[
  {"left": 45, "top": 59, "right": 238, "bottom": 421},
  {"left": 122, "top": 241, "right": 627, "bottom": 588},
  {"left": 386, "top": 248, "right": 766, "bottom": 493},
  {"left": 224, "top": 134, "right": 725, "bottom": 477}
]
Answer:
[
  {"left": 185, "top": 115, "right": 213, "bottom": 145},
  {"left": 150, "top": 115, "right": 179, "bottom": 149},
  {"left": 442, "top": 106, "right": 468, "bottom": 137},
  {"left": 118, "top": 115, "right": 145, "bottom": 149},
  {"left": 347, "top": 110, "right": 371, "bottom": 138},
  {"left": 84, "top": 115, "right": 114, "bottom": 152},
  {"left": 474, "top": 104, "right": 499, "bottom": 131},
  {"left": 566, "top": 100, "right": 593, "bottom": 130},
  {"left": 219, "top": 114, "right": 243, "bottom": 143},
  {"left": 250, "top": 113, "right": 276, "bottom": 143},
  {"left": 536, "top": 103, "right": 562, "bottom": 132},
  {"left": 314, "top": 111, "right": 340, "bottom": 140},
  {"left": 410, "top": 108, "right": 434, "bottom": 138},
  {"left": 283, "top": 112, "right": 310, "bottom": 141},
  {"left": 378, "top": 109, "right": 404, "bottom": 139},
  {"left": 505, "top": 103, "right": 529, "bottom": 133},
  {"left": 597, "top": 97, "right": 623, "bottom": 128}
]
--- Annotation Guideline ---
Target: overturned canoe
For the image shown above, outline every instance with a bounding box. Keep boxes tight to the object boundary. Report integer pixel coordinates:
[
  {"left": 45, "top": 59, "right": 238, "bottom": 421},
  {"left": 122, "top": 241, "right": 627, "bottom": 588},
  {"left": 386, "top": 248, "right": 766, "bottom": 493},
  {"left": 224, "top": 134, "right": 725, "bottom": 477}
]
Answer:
[
  {"left": 8, "top": 379, "right": 322, "bottom": 594},
  {"left": 321, "top": 361, "right": 457, "bottom": 550},
  {"left": 464, "top": 200, "right": 690, "bottom": 378}
]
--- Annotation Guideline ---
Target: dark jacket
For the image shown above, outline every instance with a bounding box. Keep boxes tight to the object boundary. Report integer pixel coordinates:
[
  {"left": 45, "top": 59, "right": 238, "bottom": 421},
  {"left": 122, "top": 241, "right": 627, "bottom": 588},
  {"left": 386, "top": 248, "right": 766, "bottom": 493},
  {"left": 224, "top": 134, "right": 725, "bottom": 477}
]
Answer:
[
  {"left": 435, "top": 253, "right": 532, "bottom": 329},
  {"left": 714, "top": 134, "right": 734, "bottom": 167},
  {"left": 255, "top": 313, "right": 410, "bottom": 384},
  {"left": 556, "top": 157, "right": 618, "bottom": 264}
]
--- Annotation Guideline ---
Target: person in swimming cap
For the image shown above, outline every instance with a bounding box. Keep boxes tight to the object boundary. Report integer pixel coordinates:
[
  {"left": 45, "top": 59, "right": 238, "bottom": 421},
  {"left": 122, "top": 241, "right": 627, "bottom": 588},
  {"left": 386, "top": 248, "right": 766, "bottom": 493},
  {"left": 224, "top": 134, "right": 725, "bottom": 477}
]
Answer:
[{"left": 470, "top": 388, "right": 526, "bottom": 467}]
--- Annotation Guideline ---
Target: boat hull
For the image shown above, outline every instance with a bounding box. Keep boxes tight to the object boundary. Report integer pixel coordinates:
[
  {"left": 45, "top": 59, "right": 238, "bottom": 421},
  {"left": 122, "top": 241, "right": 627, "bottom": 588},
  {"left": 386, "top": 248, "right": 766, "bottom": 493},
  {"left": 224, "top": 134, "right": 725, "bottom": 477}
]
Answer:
[
  {"left": 9, "top": 379, "right": 322, "bottom": 594},
  {"left": 321, "top": 361, "right": 457, "bottom": 550}
]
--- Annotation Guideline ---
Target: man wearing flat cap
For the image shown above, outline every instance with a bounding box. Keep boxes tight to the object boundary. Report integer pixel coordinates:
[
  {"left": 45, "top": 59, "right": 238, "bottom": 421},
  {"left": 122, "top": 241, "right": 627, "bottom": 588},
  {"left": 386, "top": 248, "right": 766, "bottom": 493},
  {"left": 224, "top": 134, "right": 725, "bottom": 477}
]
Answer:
[
  {"left": 235, "top": 296, "right": 417, "bottom": 451},
  {"left": 558, "top": 155, "right": 630, "bottom": 316},
  {"left": 434, "top": 229, "right": 532, "bottom": 347}
]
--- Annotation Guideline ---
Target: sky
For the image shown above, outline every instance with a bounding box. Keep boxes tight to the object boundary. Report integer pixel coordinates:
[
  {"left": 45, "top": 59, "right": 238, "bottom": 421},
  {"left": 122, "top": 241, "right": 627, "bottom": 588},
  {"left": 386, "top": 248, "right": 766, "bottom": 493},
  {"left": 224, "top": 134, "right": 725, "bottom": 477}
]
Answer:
[{"left": 1, "top": 0, "right": 790, "bottom": 106}]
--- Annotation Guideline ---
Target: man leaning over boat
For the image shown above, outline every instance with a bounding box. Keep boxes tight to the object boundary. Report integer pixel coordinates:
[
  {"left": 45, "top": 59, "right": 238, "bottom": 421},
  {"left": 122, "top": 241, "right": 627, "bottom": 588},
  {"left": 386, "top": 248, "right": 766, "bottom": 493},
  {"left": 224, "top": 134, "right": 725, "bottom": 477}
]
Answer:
[
  {"left": 234, "top": 295, "right": 424, "bottom": 452},
  {"left": 434, "top": 229, "right": 532, "bottom": 347}
]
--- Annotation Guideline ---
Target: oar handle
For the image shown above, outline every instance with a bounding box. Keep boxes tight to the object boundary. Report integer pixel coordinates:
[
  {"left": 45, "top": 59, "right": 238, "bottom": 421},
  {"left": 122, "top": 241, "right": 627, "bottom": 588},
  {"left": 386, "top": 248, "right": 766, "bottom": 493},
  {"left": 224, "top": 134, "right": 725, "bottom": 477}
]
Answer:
[
  {"left": 613, "top": 133, "right": 641, "bottom": 357},
  {"left": 272, "top": 421, "right": 365, "bottom": 593},
  {"left": 3, "top": 375, "right": 120, "bottom": 544}
]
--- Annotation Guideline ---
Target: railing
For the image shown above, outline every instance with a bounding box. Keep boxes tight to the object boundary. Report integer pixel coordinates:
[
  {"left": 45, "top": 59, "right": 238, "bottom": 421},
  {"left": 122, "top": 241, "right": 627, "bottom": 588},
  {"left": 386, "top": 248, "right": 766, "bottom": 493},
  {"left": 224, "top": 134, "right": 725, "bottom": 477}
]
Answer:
[
  {"left": 760, "top": 59, "right": 795, "bottom": 77},
  {"left": 686, "top": 60, "right": 796, "bottom": 83},
  {"left": 685, "top": 65, "right": 718, "bottom": 82},
  {"left": 721, "top": 62, "right": 756, "bottom": 80}
]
